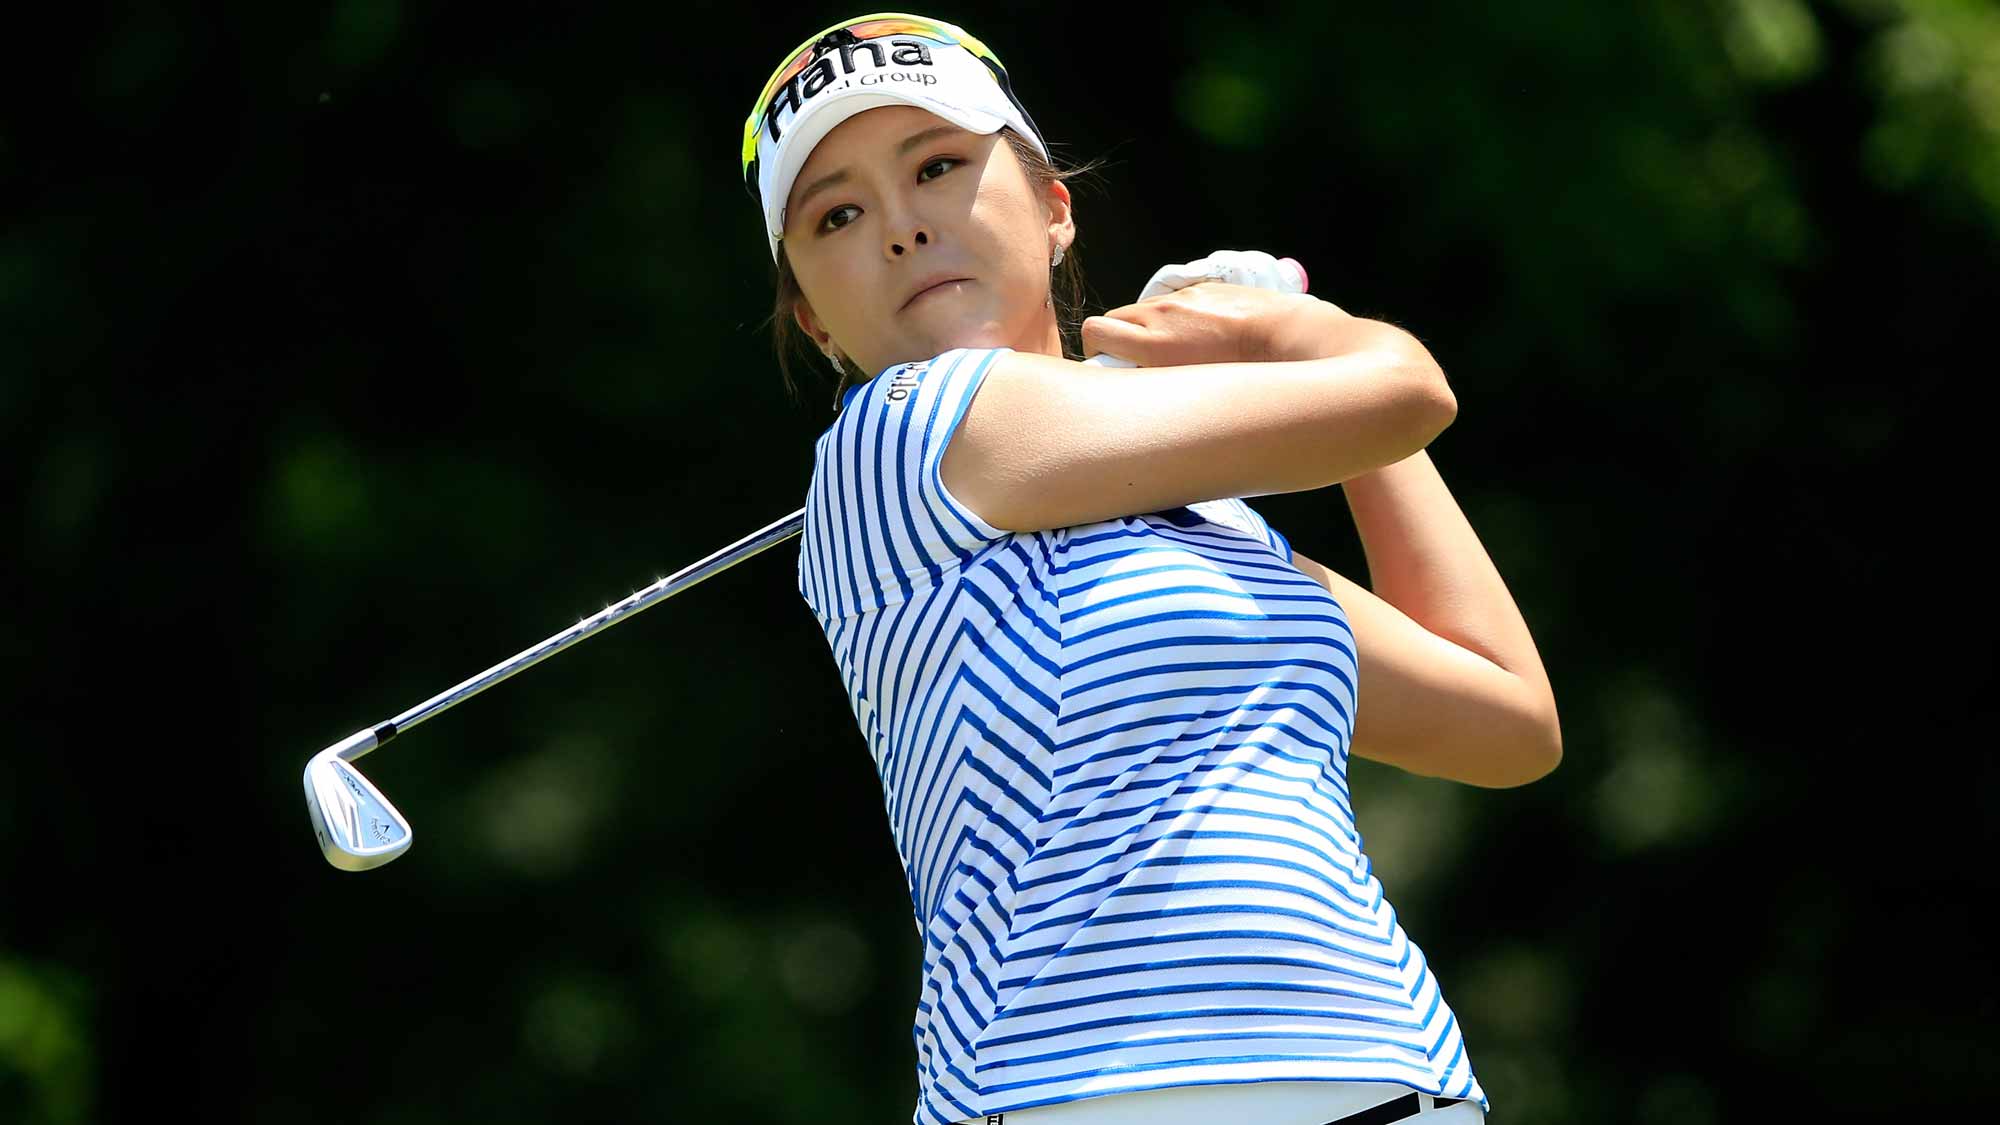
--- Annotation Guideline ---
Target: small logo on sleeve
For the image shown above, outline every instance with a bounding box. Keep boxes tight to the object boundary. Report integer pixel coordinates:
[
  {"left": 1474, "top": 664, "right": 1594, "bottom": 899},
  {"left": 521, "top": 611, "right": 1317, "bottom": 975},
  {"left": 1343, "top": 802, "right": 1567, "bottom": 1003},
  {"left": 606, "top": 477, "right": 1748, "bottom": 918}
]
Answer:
[{"left": 884, "top": 361, "right": 928, "bottom": 403}]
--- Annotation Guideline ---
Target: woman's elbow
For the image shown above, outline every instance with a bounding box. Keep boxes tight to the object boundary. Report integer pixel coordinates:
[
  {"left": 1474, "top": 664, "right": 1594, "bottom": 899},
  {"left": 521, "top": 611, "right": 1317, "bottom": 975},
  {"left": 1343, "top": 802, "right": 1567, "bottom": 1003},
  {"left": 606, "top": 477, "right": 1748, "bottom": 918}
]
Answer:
[
  {"left": 1512, "top": 726, "right": 1564, "bottom": 786},
  {"left": 1413, "top": 358, "right": 1457, "bottom": 444},
  {"left": 1379, "top": 352, "right": 1456, "bottom": 455},
  {"left": 1484, "top": 710, "right": 1563, "bottom": 788}
]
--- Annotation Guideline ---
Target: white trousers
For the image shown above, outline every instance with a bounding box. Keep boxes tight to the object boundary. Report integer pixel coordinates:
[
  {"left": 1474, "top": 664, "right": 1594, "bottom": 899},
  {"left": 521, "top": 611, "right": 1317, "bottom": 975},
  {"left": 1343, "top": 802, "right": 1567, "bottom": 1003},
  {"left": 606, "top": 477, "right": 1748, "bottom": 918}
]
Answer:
[{"left": 956, "top": 1082, "right": 1486, "bottom": 1125}]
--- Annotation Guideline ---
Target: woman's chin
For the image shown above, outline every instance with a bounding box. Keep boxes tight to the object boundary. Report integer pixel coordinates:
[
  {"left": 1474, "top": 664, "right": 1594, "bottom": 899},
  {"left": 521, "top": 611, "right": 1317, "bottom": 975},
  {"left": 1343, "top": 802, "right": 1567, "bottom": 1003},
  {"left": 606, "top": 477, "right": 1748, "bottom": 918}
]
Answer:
[
  {"left": 907, "top": 314, "right": 1015, "bottom": 354},
  {"left": 868, "top": 308, "right": 1028, "bottom": 369}
]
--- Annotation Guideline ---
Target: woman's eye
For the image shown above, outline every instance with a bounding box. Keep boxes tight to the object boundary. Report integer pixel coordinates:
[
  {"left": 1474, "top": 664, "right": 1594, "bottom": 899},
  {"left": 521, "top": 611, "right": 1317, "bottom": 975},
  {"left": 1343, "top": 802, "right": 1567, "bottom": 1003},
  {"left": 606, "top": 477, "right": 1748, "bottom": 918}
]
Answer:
[
  {"left": 918, "top": 157, "right": 958, "bottom": 182},
  {"left": 819, "top": 204, "right": 860, "bottom": 234}
]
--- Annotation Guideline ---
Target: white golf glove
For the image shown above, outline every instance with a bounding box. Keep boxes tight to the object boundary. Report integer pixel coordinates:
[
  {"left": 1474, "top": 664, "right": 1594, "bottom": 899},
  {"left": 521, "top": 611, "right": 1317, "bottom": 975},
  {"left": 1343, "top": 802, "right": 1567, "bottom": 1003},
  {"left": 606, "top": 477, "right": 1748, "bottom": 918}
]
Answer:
[{"left": 1085, "top": 250, "right": 1309, "bottom": 368}]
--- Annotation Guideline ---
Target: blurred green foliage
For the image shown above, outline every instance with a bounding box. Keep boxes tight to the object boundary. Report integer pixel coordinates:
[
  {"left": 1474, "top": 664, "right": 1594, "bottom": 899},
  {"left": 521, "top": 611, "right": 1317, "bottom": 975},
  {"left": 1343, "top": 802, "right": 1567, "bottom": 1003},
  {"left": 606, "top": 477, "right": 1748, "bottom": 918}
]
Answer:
[
  {"left": 0, "top": 959, "right": 92, "bottom": 1124},
  {"left": 3, "top": 1, "right": 1995, "bottom": 1121}
]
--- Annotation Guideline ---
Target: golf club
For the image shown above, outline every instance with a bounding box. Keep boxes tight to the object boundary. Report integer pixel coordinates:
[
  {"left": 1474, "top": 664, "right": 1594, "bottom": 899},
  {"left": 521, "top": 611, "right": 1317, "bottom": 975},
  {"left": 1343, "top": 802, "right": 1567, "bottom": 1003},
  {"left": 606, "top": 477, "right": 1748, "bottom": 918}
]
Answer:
[
  {"left": 303, "top": 506, "right": 805, "bottom": 870},
  {"left": 304, "top": 253, "right": 1308, "bottom": 871}
]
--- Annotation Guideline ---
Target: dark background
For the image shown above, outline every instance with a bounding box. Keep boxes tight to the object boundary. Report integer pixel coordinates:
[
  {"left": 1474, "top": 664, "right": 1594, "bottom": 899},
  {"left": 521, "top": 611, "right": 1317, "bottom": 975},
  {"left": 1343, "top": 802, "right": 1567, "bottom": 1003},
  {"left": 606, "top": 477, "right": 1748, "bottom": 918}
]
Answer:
[{"left": 5, "top": 1, "right": 1995, "bottom": 1121}]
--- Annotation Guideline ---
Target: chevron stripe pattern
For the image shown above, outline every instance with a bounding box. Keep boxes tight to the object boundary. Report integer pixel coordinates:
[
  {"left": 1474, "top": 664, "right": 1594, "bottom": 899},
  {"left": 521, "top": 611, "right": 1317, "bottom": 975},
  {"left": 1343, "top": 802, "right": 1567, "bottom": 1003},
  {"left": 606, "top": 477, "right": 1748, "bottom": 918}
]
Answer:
[{"left": 799, "top": 349, "right": 1487, "bottom": 1124}]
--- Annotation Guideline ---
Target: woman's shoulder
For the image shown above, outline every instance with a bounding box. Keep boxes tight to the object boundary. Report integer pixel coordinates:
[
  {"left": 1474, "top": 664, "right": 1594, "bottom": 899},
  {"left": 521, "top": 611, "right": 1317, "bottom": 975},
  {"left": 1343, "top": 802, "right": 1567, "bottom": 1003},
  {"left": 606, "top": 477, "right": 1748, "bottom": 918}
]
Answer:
[
  {"left": 817, "top": 347, "right": 1019, "bottom": 460},
  {"left": 839, "top": 346, "right": 1015, "bottom": 413},
  {"left": 804, "top": 347, "right": 1017, "bottom": 581}
]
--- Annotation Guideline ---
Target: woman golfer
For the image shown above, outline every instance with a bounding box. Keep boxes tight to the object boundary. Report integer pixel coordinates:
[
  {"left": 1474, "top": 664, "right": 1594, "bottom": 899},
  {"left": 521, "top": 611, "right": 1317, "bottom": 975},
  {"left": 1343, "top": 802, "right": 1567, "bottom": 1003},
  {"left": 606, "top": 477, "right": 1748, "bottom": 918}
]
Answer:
[{"left": 743, "top": 14, "right": 1561, "bottom": 1125}]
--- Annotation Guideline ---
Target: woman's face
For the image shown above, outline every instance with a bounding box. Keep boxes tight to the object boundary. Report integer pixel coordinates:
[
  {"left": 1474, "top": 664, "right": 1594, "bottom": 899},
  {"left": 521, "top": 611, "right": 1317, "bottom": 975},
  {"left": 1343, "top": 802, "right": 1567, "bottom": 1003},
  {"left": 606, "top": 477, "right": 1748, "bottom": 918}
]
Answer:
[{"left": 783, "top": 105, "right": 1072, "bottom": 378}]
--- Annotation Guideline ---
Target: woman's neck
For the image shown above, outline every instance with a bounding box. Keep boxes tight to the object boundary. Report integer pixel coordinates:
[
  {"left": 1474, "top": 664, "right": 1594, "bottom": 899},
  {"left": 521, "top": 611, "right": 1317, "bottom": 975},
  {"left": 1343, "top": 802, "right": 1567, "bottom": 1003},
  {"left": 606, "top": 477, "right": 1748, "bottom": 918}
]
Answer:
[{"left": 853, "top": 310, "right": 1068, "bottom": 382}]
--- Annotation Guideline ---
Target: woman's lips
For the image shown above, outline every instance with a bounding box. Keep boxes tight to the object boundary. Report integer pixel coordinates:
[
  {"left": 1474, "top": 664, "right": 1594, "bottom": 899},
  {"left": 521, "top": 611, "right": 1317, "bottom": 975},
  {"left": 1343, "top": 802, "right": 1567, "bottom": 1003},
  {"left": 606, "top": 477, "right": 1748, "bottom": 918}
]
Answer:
[{"left": 901, "top": 277, "right": 972, "bottom": 311}]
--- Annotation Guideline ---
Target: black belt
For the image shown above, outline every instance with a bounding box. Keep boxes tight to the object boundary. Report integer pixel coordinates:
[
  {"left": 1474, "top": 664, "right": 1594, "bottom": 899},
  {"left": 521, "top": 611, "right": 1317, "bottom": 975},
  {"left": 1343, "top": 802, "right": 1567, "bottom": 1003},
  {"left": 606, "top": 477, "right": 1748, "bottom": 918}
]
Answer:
[
  {"left": 1324, "top": 1093, "right": 1464, "bottom": 1125},
  {"left": 976, "top": 1091, "right": 1465, "bottom": 1125}
]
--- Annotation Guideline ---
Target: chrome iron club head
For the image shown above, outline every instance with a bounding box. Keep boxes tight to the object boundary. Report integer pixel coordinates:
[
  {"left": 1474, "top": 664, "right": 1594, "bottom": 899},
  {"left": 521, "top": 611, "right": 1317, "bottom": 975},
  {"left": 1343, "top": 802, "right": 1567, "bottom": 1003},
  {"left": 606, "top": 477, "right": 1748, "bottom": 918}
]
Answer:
[{"left": 304, "top": 730, "right": 411, "bottom": 871}]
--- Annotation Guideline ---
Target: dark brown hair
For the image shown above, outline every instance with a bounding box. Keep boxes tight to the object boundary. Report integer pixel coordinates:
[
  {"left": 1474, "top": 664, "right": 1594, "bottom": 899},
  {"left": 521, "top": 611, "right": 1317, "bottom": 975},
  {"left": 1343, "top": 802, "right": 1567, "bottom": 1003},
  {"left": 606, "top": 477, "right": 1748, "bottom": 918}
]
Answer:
[{"left": 767, "top": 127, "right": 1101, "bottom": 408}]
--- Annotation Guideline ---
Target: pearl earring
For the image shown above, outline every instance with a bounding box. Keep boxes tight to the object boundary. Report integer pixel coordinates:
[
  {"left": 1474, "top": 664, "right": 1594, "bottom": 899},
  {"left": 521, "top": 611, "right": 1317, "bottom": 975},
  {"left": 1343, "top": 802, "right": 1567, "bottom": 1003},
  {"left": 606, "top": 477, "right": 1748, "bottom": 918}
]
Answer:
[{"left": 1052, "top": 243, "right": 1066, "bottom": 268}]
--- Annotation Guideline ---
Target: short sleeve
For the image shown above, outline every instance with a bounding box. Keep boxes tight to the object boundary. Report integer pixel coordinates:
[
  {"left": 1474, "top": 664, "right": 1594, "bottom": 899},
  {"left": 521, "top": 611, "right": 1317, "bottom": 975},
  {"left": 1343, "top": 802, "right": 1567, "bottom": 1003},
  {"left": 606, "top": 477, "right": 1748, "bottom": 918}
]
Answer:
[{"left": 798, "top": 348, "right": 1011, "bottom": 619}]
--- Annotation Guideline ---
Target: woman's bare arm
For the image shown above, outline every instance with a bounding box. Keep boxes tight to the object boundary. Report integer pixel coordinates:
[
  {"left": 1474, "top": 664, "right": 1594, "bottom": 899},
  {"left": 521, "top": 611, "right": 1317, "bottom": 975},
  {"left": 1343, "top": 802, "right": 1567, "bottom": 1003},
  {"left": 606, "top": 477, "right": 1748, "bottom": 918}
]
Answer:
[
  {"left": 942, "top": 291, "right": 1457, "bottom": 531},
  {"left": 1291, "top": 452, "right": 1562, "bottom": 788}
]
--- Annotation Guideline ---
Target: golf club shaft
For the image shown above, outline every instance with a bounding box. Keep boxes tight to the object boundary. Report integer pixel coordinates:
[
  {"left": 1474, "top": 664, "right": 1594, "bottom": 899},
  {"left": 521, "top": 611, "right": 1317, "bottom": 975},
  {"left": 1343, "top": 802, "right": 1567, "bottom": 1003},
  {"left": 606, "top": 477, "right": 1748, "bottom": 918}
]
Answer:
[
  {"left": 332, "top": 506, "right": 806, "bottom": 763},
  {"left": 323, "top": 255, "right": 1308, "bottom": 765}
]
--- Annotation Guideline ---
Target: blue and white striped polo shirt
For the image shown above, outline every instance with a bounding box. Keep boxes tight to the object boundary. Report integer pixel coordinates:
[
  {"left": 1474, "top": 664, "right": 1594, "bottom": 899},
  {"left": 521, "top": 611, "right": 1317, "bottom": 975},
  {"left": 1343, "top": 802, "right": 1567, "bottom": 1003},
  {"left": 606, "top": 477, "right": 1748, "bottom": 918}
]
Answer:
[{"left": 798, "top": 348, "right": 1485, "bottom": 1124}]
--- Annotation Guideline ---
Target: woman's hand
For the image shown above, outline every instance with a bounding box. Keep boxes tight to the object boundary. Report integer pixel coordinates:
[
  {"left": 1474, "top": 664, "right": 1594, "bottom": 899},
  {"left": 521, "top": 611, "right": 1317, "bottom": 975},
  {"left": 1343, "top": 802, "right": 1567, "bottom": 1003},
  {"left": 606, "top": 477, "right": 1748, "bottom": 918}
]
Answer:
[{"left": 1081, "top": 283, "right": 1352, "bottom": 367}]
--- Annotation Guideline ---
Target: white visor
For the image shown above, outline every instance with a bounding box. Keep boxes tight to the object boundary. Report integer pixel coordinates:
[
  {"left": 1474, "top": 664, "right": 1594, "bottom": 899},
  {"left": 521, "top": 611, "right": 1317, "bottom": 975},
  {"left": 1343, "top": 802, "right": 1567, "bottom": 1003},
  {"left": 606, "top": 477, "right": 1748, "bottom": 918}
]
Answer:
[{"left": 742, "top": 15, "right": 1049, "bottom": 260}]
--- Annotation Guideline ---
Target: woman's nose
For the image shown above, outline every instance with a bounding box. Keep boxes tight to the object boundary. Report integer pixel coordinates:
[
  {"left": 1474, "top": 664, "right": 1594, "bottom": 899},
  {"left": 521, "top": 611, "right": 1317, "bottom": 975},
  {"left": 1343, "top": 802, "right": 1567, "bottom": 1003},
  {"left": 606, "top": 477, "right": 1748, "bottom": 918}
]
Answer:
[{"left": 888, "top": 228, "right": 930, "bottom": 257}]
